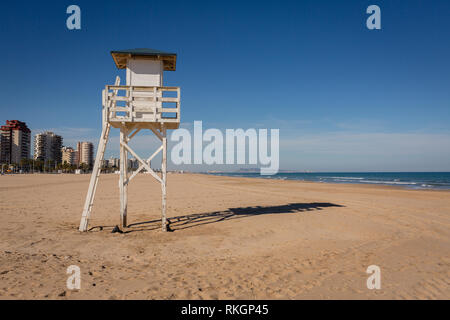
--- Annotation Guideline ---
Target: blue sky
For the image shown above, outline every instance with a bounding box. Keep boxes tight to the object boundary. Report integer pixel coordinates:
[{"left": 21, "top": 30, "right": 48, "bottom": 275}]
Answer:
[{"left": 1, "top": 0, "right": 449, "bottom": 171}]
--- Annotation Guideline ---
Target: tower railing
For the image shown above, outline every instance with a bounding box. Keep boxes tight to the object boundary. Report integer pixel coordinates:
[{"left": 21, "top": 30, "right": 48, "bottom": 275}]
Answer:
[{"left": 104, "top": 85, "right": 180, "bottom": 125}]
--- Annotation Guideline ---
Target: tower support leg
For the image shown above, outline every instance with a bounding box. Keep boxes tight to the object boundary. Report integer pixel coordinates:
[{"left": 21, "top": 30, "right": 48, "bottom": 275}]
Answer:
[
  {"left": 161, "top": 127, "right": 167, "bottom": 231},
  {"left": 119, "top": 127, "right": 128, "bottom": 228}
]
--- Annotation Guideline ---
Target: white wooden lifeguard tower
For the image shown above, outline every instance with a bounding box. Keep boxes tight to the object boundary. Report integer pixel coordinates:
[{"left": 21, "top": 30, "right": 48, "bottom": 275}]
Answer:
[{"left": 79, "top": 48, "right": 180, "bottom": 232}]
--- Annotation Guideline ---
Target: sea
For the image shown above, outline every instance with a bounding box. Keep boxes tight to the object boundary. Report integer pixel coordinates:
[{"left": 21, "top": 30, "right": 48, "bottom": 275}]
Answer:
[{"left": 207, "top": 172, "right": 450, "bottom": 190}]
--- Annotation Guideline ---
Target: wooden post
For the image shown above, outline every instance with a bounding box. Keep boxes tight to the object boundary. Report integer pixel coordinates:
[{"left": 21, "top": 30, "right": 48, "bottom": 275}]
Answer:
[
  {"left": 161, "top": 127, "right": 167, "bottom": 231},
  {"left": 119, "top": 127, "right": 128, "bottom": 228},
  {"left": 124, "top": 129, "right": 128, "bottom": 227}
]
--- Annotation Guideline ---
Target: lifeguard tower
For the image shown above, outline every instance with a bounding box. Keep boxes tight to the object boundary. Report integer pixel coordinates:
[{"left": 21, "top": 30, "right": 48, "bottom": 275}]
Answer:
[{"left": 79, "top": 48, "right": 180, "bottom": 232}]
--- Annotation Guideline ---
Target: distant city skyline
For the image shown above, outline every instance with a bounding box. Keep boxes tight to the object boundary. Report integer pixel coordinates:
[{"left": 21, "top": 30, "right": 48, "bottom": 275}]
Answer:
[{"left": 0, "top": 119, "right": 97, "bottom": 170}]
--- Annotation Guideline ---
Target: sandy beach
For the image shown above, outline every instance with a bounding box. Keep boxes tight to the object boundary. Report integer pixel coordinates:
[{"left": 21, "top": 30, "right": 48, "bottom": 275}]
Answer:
[{"left": 0, "top": 173, "right": 449, "bottom": 299}]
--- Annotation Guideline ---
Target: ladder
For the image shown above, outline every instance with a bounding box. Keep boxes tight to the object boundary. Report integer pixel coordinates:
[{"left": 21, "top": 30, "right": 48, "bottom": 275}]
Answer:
[{"left": 79, "top": 76, "right": 120, "bottom": 231}]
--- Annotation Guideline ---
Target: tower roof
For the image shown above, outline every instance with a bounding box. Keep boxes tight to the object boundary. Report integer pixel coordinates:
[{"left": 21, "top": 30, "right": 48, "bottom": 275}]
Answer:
[{"left": 111, "top": 48, "right": 177, "bottom": 71}]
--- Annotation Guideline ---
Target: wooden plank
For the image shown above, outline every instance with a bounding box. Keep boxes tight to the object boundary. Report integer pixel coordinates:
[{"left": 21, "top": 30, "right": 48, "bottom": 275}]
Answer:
[
  {"left": 160, "top": 108, "right": 179, "bottom": 112},
  {"left": 108, "top": 96, "right": 130, "bottom": 102},
  {"left": 128, "top": 127, "right": 141, "bottom": 140},
  {"left": 131, "top": 97, "right": 158, "bottom": 102},
  {"left": 160, "top": 97, "right": 179, "bottom": 102},
  {"left": 132, "top": 106, "right": 157, "bottom": 112},
  {"left": 150, "top": 127, "right": 163, "bottom": 141},
  {"left": 110, "top": 107, "right": 129, "bottom": 112},
  {"left": 107, "top": 85, "right": 180, "bottom": 91},
  {"left": 109, "top": 118, "right": 180, "bottom": 124}
]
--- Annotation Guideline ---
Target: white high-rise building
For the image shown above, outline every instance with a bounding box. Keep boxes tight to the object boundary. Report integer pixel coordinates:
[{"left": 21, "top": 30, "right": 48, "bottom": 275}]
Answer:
[
  {"left": 76, "top": 141, "right": 94, "bottom": 167},
  {"left": 34, "top": 131, "right": 63, "bottom": 164}
]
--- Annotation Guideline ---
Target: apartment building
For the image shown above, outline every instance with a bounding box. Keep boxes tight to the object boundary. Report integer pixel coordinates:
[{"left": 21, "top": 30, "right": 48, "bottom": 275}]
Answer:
[
  {"left": 34, "top": 131, "right": 63, "bottom": 163},
  {"left": 76, "top": 141, "right": 94, "bottom": 167},
  {"left": 61, "top": 146, "right": 77, "bottom": 166},
  {"left": 0, "top": 120, "right": 31, "bottom": 164}
]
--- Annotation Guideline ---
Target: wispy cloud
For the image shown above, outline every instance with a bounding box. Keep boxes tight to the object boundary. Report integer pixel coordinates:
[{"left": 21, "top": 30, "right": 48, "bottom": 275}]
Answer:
[
  {"left": 281, "top": 132, "right": 450, "bottom": 155},
  {"left": 280, "top": 132, "right": 450, "bottom": 171}
]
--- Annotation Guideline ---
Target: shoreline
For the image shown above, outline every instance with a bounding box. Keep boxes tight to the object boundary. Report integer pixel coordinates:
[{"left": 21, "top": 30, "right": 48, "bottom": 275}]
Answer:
[
  {"left": 198, "top": 172, "right": 450, "bottom": 192},
  {"left": 4, "top": 171, "right": 450, "bottom": 192}
]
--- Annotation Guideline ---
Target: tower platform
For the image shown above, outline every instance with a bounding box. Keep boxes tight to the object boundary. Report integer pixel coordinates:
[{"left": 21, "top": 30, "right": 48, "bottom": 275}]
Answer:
[{"left": 105, "top": 85, "right": 180, "bottom": 130}]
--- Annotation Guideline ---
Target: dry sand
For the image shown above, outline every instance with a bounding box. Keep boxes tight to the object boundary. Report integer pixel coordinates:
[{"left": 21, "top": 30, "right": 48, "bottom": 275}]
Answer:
[{"left": 0, "top": 173, "right": 449, "bottom": 299}]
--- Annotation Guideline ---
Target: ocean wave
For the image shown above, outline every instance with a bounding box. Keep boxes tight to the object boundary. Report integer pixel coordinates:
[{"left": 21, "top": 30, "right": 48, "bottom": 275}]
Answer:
[
  {"left": 331, "top": 179, "right": 363, "bottom": 182},
  {"left": 324, "top": 177, "right": 365, "bottom": 180},
  {"left": 208, "top": 172, "right": 450, "bottom": 190},
  {"left": 359, "top": 180, "right": 417, "bottom": 185}
]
